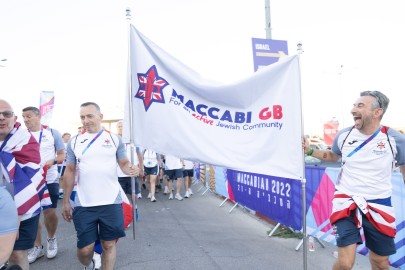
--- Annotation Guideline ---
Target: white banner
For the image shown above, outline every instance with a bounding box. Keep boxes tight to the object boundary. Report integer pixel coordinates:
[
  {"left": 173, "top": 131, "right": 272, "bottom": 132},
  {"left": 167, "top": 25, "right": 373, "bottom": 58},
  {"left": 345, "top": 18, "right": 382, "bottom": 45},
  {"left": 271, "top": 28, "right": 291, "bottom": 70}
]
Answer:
[{"left": 124, "top": 25, "right": 304, "bottom": 180}]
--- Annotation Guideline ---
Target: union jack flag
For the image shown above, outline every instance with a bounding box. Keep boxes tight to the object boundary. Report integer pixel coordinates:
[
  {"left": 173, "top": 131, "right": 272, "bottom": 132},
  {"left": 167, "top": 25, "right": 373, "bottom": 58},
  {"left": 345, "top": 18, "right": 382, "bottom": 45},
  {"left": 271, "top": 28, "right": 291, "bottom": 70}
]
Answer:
[
  {"left": 0, "top": 122, "right": 50, "bottom": 221},
  {"left": 330, "top": 190, "right": 396, "bottom": 237}
]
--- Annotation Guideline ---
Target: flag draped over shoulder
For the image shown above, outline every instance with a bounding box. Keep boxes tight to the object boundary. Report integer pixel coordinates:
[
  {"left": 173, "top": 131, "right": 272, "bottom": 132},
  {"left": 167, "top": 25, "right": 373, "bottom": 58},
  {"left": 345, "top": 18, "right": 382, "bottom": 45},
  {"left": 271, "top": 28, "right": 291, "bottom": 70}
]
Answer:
[
  {"left": 0, "top": 122, "right": 49, "bottom": 220},
  {"left": 124, "top": 25, "right": 304, "bottom": 180}
]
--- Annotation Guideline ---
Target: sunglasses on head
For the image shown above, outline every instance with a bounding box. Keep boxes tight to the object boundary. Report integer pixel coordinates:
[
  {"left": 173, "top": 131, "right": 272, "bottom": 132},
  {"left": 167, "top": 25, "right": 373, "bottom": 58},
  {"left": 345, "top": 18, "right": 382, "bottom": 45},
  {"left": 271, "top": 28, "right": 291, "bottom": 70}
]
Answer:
[{"left": 0, "top": 111, "right": 14, "bottom": 118}]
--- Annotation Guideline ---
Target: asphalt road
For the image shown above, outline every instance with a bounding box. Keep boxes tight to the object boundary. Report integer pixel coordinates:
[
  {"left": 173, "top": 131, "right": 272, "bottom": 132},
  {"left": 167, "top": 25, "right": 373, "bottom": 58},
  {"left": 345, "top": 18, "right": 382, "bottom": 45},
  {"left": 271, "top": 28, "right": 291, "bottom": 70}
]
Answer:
[{"left": 28, "top": 182, "right": 379, "bottom": 270}]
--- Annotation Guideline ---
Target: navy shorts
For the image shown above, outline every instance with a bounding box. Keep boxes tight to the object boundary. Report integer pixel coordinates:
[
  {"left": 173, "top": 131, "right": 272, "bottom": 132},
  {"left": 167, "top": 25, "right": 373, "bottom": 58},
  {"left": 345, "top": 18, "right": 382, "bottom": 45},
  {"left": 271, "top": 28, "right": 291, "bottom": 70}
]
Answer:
[
  {"left": 333, "top": 210, "right": 396, "bottom": 256},
  {"left": 72, "top": 204, "right": 125, "bottom": 249},
  {"left": 183, "top": 169, "right": 194, "bottom": 178},
  {"left": 47, "top": 183, "right": 59, "bottom": 208},
  {"left": 118, "top": 177, "right": 140, "bottom": 194},
  {"left": 14, "top": 214, "right": 40, "bottom": 250},
  {"left": 165, "top": 169, "right": 183, "bottom": 180},
  {"left": 144, "top": 166, "right": 158, "bottom": 176}
]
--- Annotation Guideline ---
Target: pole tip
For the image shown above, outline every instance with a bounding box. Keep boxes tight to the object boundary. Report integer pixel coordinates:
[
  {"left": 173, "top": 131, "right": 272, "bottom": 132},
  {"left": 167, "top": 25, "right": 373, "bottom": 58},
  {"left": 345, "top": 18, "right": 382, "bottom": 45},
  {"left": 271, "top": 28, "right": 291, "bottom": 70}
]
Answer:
[{"left": 126, "top": 8, "right": 131, "bottom": 19}]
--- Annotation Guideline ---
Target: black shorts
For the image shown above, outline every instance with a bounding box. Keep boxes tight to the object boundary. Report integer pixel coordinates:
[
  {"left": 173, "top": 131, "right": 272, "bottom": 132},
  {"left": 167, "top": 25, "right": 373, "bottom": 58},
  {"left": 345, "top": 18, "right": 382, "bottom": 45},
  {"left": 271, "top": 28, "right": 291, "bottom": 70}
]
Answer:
[
  {"left": 14, "top": 214, "right": 40, "bottom": 250},
  {"left": 165, "top": 169, "right": 183, "bottom": 180},
  {"left": 183, "top": 169, "right": 194, "bottom": 177},
  {"left": 333, "top": 210, "right": 396, "bottom": 256},
  {"left": 47, "top": 183, "right": 60, "bottom": 208},
  {"left": 73, "top": 204, "right": 125, "bottom": 249},
  {"left": 144, "top": 166, "right": 158, "bottom": 176}
]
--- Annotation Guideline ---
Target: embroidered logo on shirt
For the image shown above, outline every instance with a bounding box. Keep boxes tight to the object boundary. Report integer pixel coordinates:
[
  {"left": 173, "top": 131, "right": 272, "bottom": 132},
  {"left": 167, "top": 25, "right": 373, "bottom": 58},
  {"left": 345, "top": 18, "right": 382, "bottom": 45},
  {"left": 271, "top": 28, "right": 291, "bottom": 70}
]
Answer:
[
  {"left": 102, "top": 139, "right": 113, "bottom": 148},
  {"left": 377, "top": 141, "right": 385, "bottom": 149}
]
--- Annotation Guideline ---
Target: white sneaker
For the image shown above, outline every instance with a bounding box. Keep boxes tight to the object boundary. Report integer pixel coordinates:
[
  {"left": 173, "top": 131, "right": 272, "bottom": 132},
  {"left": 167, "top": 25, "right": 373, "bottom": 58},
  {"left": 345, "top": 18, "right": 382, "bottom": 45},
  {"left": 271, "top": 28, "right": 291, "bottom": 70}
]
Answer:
[
  {"left": 188, "top": 188, "right": 193, "bottom": 195},
  {"left": 151, "top": 196, "right": 156, "bottom": 202},
  {"left": 93, "top": 253, "right": 101, "bottom": 269},
  {"left": 184, "top": 191, "right": 190, "bottom": 198},
  {"left": 147, "top": 193, "right": 152, "bottom": 199},
  {"left": 163, "top": 186, "right": 169, "bottom": 194},
  {"left": 168, "top": 193, "right": 173, "bottom": 200},
  {"left": 175, "top": 193, "right": 183, "bottom": 201},
  {"left": 46, "top": 237, "right": 58, "bottom": 259},
  {"left": 137, "top": 193, "right": 142, "bottom": 199},
  {"left": 28, "top": 245, "right": 45, "bottom": 263}
]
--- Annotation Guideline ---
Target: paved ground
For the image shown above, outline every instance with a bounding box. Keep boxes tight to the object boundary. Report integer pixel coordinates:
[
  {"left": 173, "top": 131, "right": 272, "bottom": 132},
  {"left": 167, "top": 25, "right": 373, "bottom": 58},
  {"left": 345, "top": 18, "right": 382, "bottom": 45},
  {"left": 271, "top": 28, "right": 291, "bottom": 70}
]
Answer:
[{"left": 28, "top": 182, "right": 390, "bottom": 270}]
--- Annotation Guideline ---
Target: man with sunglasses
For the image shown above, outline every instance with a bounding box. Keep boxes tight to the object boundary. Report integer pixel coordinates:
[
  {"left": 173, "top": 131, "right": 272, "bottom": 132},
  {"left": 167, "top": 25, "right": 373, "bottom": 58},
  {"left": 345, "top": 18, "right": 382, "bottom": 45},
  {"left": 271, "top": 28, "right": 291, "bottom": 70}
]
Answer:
[
  {"left": 303, "top": 91, "right": 405, "bottom": 270},
  {"left": 0, "top": 99, "right": 44, "bottom": 269}
]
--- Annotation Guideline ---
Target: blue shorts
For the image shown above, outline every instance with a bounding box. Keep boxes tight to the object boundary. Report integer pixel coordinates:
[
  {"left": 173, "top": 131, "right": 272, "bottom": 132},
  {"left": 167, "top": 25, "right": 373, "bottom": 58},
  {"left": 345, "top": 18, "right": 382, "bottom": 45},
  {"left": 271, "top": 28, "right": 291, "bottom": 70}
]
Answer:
[
  {"left": 332, "top": 210, "right": 396, "bottom": 256},
  {"left": 0, "top": 187, "right": 18, "bottom": 235},
  {"left": 47, "top": 183, "right": 59, "bottom": 208},
  {"left": 72, "top": 204, "right": 125, "bottom": 249},
  {"left": 165, "top": 169, "right": 183, "bottom": 180},
  {"left": 183, "top": 169, "right": 194, "bottom": 178},
  {"left": 14, "top": 214, "right": 40, "bottom": 250},
  {"left": 118, "top": 177, "right": 139, "bottom": 194},
  {"left": 144, "top": 166, "right": 158, "bottom": 176}
]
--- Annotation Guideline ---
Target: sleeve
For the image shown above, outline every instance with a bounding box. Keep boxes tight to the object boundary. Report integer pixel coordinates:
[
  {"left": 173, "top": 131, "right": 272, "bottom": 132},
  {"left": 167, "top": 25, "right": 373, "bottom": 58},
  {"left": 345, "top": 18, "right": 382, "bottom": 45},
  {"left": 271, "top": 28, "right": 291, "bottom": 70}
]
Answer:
[
  {"left": 51, "top": 129, "right": 65, "bottom": 151},
  {"left": 66, "top": 136, "right": 77, "bottom": 164}
]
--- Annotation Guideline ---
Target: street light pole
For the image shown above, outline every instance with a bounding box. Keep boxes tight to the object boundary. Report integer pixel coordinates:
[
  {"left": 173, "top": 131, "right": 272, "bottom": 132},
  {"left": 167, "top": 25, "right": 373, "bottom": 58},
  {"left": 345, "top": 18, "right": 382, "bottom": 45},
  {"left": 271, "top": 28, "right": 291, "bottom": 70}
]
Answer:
[{"left": 265, "top": 0, "right": 272, "bottom": 39}]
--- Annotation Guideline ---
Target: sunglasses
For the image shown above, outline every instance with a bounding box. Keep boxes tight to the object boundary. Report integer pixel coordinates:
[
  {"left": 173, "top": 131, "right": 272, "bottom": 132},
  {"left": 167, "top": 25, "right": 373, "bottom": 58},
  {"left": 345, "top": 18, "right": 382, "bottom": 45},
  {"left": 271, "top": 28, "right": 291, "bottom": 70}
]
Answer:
[{"left": 0, "top": 111, "right": 14, "bottom": 118}]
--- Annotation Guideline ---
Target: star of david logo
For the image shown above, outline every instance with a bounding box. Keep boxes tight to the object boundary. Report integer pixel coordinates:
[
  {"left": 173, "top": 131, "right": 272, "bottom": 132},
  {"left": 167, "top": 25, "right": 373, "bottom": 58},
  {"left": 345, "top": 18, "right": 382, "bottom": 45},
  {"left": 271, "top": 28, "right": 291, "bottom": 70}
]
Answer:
[
  {"left": 376, "top": 141, "right": 385, "bottom": 149},
  {"left": 104, "top": 139, "right": 111, "bottom": 145},
  {"left": 135, "top": 65, "right": 169, "bottom": 111}
]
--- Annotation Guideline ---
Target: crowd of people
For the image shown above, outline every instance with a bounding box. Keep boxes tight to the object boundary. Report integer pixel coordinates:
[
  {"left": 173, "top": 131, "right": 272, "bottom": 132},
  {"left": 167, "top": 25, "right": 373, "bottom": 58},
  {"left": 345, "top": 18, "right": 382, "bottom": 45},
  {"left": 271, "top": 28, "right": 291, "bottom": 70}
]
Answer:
[
  {"left": 0, "top": 100, "right": 195, "bottom": 270},
  {"left": 1, "top": 90, "right": 405, "bottom": 270}
]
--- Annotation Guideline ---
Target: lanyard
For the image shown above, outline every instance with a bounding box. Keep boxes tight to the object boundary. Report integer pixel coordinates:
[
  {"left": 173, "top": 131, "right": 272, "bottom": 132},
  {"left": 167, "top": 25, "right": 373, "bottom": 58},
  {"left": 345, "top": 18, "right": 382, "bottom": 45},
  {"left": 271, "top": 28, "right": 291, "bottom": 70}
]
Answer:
[
  {"left": 38, "top": 126, "right": 43, "bottom": 144},
  {"left": 347, "top": 127, "right": 381, "bottom": 158},
  {"left": 81, "top": 129, "right": 104, "bottom": 155}
]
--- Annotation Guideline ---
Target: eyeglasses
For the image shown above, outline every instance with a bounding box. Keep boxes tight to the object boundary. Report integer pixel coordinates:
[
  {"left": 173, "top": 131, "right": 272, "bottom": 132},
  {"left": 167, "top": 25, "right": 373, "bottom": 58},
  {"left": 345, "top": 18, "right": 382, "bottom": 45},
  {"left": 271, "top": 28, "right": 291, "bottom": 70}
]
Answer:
[
  {"left": 363, "top": 91, "right": 382, "bottom": 108},
  {"left": 0, "top": 111, "right": 14, "bottom": 118}
]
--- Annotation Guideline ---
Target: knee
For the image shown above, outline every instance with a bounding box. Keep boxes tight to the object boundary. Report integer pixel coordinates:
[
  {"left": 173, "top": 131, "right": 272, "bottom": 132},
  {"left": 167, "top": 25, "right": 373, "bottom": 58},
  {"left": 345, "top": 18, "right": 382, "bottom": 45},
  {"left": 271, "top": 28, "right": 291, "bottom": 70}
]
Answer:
[
  {"left": 101, "top": 240, "right": 116, "bottom": 252},
  {"left": 335, "top": 258, "right": 355, "bottom": 270},
  {"left": 369, "top": 255, "right": 389, "bottom": 270}
]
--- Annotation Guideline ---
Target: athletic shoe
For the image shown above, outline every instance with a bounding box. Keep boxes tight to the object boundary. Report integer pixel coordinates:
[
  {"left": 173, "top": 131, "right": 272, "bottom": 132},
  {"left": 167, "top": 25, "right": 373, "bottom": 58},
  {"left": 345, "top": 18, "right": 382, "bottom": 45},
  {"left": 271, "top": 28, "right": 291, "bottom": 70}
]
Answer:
[
  {"left": 28, "top": 245, "right": 45, "bottom": 263},
  {"left": 147, "top": 193, "right": 152, "bottom": 199},
  {"left": 188, "top": 188, "right": 193, "bottom": 195},
  {"left": 137, "top": 193, "right": 142, "bottom": 199},
  {"left": 175, "top": 193, "right": 183, "bottom": 201},
  {"left": 83, "top": 258, "right": 95, "bottom": 270},
  {"left": 58, "top": 193, "right": 64, "bottom": 199},
  {"left": 163, "top": 186, "right": 169, "bottom": 194},
  {"left": 184, "top": 191, "right": 190, "bottom": 198},
  {"left": 151, "top": 196, "right": 156, "bottom": 202},
  {"left": 168, "top": 193, "right": 173, "bottom": 200},
  {"left": 93, "top": 253, "right": 101, "bottom": 269},
  {"left": 46, "top": 237, "right": 58, "bottom": 259}
]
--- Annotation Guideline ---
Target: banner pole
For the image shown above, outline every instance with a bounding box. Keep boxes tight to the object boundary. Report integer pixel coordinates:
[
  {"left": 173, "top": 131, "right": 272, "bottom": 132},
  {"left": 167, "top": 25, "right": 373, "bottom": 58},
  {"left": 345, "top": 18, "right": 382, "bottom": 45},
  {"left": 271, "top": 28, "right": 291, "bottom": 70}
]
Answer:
[
  {"left": 125, "top": 7, "right": 137, "bottom": 240},
  {"left": 297, "top": 41, "right": 307, "bottom": 270}
]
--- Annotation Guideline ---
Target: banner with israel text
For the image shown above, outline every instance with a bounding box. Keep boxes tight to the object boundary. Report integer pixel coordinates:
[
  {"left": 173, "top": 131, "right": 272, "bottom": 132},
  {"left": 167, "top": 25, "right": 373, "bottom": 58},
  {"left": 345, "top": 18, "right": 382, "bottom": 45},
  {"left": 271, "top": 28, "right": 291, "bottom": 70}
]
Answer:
[{"left": 124, "top": 25, "right": 304, "bottom": 180}]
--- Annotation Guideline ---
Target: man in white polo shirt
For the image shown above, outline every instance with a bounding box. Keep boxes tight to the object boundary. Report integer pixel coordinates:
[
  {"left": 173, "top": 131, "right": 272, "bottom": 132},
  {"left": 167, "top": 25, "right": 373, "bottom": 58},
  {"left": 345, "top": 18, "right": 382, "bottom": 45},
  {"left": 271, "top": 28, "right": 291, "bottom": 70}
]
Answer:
[
  {"left": 22, "top": 106, "right": 65, "bottom": 263},
  {"left": 62, "top": 102, "right": 138, "bottom": 270}
]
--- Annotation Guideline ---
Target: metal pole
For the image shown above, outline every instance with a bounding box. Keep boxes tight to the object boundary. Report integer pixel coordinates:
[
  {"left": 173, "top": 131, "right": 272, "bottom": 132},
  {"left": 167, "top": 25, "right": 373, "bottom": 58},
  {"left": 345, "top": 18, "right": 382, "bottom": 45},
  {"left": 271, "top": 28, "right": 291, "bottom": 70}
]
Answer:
[
  {"left": 125, "top": 7, "right": 137, "bottom": 240},
  {"left": 265, "top": 0, "right": 272, "bottom": 39},
  {"left": 297, "top": 41, "right": 307, "bottom": 270}
]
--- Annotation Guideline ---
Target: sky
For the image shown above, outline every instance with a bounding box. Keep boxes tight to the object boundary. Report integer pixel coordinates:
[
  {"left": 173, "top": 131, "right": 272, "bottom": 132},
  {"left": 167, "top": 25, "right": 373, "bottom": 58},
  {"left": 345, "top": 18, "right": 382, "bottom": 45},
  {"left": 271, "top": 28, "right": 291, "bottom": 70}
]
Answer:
[{"left": 1, "top": 0, "right": 404, "bottom": 136}]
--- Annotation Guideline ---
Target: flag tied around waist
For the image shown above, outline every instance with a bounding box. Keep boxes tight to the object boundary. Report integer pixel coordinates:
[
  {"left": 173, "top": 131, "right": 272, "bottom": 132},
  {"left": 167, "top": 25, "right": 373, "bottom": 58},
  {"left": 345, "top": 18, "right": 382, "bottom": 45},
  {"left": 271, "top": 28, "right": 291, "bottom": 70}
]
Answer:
[{"left": 124, "top": 25, "right": 304, "bottom": 180}]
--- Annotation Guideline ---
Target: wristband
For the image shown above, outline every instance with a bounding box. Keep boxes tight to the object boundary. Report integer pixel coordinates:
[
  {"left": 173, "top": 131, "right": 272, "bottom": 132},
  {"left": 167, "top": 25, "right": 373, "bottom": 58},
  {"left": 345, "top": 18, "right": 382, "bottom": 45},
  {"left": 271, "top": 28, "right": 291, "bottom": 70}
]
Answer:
[{"left": 305, "top": 148, "right": 313, "bottom": 156}]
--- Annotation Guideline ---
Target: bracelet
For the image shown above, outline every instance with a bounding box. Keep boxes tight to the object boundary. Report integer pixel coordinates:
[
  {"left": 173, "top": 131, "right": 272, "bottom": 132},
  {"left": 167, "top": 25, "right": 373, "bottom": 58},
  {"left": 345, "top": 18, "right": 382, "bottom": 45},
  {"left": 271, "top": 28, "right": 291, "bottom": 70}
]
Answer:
[{"left": 305, "top": 148, "right": 313, "bottom": 156}]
